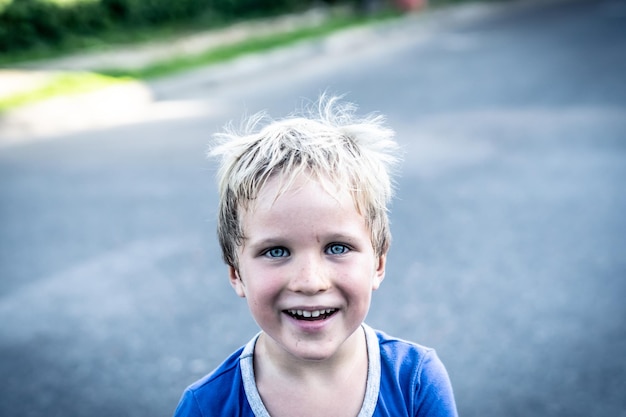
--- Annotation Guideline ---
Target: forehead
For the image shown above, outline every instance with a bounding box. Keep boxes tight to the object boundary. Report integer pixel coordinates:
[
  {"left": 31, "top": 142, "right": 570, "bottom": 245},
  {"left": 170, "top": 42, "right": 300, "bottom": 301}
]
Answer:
[
  {"left": 257, "top": 170, "right": 359, "bottom": 209},
  {"left": 260, "top": 172, "right": 347, "bottom": 208},
  {"left": 242, "top": 173, "right": 365, "bottom": 232}
]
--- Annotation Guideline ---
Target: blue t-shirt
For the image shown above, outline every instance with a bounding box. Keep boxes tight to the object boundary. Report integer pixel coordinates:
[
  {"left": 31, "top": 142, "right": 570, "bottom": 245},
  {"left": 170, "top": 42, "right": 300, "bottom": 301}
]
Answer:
[{"left": 174, "top": 324, "right": 457, "bottom": 417}]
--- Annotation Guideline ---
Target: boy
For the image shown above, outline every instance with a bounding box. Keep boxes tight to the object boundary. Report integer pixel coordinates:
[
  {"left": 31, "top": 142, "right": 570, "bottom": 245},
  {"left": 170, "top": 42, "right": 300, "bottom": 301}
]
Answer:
[{"left": 174, "top": 96, "right": 458, "bottom": 417}]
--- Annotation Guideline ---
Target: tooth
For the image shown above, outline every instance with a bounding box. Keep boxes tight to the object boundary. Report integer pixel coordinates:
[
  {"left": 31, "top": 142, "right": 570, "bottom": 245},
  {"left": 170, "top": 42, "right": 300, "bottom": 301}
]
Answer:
[
  {"left": 302, "top": 311, "right": 312, "bottom": 318},
  {"left": 297, "top": 310, "right": 303, "bottom": 316},
  {"left": 311, "top": 310, "right": 320, "bottom": 318}
]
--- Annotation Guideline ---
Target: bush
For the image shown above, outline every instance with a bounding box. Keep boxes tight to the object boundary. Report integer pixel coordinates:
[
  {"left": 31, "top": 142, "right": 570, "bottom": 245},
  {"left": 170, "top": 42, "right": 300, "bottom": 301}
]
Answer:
[
  {"left": 211, "top": 0, "right": 307, "bottom": 19},
  {"left": 0, "top": 0, "right": 321, "bottom": 54},
  {"left": 100, "top": 0, "right": 211, "bottom": 24},
  {"left": 0, "top": 0, "right": 107, "bottom": 52}
]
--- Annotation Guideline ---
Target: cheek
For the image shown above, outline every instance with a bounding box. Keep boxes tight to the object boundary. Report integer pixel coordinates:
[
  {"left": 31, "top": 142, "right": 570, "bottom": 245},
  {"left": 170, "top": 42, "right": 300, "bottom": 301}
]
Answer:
[
  {"left": 337, "top": 265, "right": 377, "bottom": 293},
  {"left": 241, "top": 267, "right": 282, "bottom": 299}
]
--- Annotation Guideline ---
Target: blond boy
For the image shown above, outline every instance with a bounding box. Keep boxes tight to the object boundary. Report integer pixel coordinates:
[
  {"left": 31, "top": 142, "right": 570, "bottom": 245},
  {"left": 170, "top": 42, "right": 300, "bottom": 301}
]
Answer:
[{"left": 174, "top": 96, "right": 457, "bottom": 417}]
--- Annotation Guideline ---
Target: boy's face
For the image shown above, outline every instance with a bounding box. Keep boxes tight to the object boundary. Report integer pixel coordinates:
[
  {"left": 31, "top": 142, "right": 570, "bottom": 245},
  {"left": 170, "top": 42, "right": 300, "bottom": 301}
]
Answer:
[{"left": 229, "top": 173, "right": 386, "bottom": 363}]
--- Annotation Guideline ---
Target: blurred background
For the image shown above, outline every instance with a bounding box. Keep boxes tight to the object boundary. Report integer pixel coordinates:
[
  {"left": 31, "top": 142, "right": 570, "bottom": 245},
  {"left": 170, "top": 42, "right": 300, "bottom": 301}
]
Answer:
[{"left": 1, "top": 0, "right": 625, "bottom": 416}]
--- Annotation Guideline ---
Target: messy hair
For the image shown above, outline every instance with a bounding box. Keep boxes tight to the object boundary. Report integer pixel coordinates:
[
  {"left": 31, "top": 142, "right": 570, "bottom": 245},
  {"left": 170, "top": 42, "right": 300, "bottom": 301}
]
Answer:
[{"left": 210, "top": 95, "right": 401, "bottom": 268}]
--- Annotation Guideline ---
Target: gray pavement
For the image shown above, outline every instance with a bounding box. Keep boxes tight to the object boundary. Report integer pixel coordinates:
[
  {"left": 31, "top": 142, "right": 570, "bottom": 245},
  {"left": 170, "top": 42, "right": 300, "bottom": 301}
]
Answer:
[{"left": 1, "top": 0, "right": 625, "bottom": 416}]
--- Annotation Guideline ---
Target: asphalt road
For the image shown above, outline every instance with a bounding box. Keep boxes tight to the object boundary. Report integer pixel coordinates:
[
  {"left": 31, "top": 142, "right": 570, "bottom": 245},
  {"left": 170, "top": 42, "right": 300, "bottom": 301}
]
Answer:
[{"left": 1, "top": 0, "right": 625, "bottom": 416}]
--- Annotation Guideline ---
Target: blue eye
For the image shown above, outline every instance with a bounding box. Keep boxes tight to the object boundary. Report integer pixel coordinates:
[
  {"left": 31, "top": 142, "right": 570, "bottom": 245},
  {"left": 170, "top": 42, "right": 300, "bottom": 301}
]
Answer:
[
  {"left": 326, "top": 244, "right": 349, "bottom": 255},
  {"left": 264, "top": 247, "right": 290, "bottom": 258}
]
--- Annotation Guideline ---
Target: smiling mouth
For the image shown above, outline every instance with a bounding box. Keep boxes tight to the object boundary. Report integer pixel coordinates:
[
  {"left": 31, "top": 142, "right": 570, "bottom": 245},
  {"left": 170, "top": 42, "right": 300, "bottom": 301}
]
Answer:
[{"left": 284, "top": 309, "right": 337, "bottom": 321}]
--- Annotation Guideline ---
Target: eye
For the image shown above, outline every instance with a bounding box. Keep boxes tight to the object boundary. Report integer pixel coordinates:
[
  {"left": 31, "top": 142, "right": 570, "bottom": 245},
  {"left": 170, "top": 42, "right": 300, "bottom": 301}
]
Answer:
[
  {"left": 326, "top": 243, "right": 350, "bottom": 255},
  {"left": 263, "top": 247, "right": 290, "bottom": 258}
]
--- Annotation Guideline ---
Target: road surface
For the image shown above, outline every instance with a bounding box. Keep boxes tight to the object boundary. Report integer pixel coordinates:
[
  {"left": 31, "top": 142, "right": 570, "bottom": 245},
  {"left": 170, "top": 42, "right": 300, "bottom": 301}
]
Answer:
[{"left": 1, "top": 0, "right": 625, "bottom": 416}]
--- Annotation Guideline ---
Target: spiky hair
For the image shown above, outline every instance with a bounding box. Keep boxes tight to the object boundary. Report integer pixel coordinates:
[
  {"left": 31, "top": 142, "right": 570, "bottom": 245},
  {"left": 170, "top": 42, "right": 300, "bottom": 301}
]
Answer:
[{"left": 210, "top": 95, "right": 401, "bottom": 268}]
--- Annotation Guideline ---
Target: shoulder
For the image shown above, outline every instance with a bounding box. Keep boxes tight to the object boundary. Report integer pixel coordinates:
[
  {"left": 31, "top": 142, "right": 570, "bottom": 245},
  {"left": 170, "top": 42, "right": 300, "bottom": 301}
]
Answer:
[
  {"left": 373, "top": 329, "right": 458, "bottom": 417},
  {"left": 376, "top": 329, "right": 444, "bottom": 389},
  {"left": 173, "top": 347, "right": 251, "bottom": 417},
  {"left": 376, "top": 329, "right": 442, "bottom": 379},
  {"left": 376, "top": 329, "right": 433, "bottom": 364}
]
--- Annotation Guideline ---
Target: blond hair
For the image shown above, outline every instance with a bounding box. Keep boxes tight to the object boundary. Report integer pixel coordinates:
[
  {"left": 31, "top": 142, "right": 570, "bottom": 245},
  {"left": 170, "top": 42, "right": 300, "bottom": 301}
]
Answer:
[{"left": 210, "top": 95, "right": 400, "bottom": 268}]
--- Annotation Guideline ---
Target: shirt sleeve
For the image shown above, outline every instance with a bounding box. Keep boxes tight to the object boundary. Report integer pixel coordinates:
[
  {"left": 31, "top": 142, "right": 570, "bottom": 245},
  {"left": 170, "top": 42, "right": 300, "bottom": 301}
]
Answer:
[
  {"left": 414, "top": 350, "right": 458, "bottom": 417},
  {"left": 173, "top": 389, "right": 204, "bottom": 417}
]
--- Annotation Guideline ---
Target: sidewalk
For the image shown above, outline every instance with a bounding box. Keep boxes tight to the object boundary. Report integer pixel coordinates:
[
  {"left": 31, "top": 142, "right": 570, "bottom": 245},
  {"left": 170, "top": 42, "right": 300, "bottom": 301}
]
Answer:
[
  {"left": 0, "top": 7, "right": 364, "bottom": 144},
  {"left": 0, "top": 12, "right": 335, "bottom": 96}
]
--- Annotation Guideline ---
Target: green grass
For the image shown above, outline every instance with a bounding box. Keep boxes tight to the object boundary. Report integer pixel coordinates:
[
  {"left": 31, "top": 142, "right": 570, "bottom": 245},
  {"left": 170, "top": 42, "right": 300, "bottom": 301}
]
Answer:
[
  {"left": 0, "top": 72, "right": 132, "bottom": 113},
  {"left": 0, "top": 9, "right": 401, "bottom": 113}
]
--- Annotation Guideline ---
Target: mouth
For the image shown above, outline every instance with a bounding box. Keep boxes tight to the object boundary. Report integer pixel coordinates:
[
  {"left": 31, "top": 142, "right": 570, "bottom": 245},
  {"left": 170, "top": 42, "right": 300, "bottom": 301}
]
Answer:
[{"left": 284, "top": 308, "right": 338, "bottom": 321}]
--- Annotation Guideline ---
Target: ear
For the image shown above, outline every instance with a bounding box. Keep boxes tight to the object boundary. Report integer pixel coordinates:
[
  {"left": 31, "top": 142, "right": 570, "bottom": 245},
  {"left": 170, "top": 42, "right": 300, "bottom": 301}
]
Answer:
[
  {"left": 371, "top": 253, "right": 386, "bottom": 291},
  {"left": 228, "top": 266, "right": 246, "bottom": 298}
]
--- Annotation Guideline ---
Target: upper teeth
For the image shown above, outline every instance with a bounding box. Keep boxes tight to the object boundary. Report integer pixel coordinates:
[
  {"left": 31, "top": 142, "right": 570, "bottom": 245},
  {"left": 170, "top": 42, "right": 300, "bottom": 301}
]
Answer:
[{"left": 288, "top": 309, "right": 335, "bottom": 318}]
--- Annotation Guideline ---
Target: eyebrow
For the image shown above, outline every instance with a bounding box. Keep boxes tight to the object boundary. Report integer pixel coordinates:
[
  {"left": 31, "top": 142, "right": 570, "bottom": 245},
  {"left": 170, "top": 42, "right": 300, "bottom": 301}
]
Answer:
[
  {"left": 245, "top": 237, "right": 285, "bottom": 248},
  {"left": 245, "top": 233, "right": 362, "bottom": 249}
]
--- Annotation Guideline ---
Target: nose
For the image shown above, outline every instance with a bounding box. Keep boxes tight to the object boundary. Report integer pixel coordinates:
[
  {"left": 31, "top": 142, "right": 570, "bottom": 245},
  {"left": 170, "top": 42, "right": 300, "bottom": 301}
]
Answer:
[{"left": 287, "top": 253, "right": 330, "bottom": 294}]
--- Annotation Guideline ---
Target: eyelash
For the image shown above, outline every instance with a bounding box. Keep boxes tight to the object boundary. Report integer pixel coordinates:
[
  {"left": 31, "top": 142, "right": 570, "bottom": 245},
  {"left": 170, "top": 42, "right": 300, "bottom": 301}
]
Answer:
[
  {"left": 261, "top": 244, "right": 351, "bottom": 258},
  {"left": 263, "top": 247, "right": 289, "bottom": 258},
  {"left": 326, "top": 243, "right": 350, "bottom": 255}
]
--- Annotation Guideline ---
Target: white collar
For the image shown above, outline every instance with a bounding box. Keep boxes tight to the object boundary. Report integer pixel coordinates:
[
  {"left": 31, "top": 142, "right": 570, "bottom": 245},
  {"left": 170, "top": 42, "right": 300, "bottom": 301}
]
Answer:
[{"left": 240, "top": 323, "right": 381, "bottom": 417}]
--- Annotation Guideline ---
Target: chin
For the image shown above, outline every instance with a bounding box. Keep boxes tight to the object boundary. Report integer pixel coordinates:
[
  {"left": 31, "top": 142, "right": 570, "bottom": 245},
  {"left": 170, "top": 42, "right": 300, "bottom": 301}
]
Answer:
[
  {"left": 287, "top": 344, "right": 340, "bottom": 362},
  {"left": 281, "top": 330, "right": 357, "bottom": 362}
]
